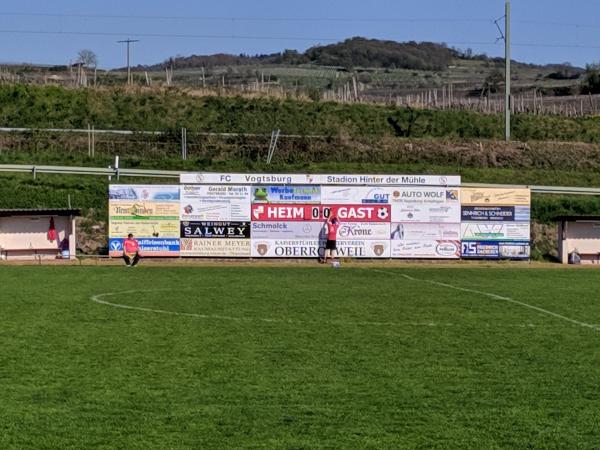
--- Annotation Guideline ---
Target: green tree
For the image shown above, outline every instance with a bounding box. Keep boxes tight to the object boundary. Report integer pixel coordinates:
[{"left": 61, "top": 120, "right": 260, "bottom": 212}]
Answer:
[{"left": 582, "top": 63, "right": 600, "bottom": 94}]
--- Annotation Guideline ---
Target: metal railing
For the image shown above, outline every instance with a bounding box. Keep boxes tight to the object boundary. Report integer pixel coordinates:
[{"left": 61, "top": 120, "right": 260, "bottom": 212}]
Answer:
[{"left": 0, "top": 163, "right": 599, "bottom": 195}]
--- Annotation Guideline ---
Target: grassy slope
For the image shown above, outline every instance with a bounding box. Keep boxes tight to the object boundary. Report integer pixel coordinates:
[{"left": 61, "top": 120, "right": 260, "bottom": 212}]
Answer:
[{"left": 1, "top": 266, "right": 600, "bottom": 449}]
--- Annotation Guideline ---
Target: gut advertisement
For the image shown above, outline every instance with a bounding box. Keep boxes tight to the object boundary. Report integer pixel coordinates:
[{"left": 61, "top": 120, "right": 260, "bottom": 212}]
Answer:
[
  {"left": 461, "top": 222, "right": 530, "bottom": 241},
  {"left": 391, "top": 240, "right": 461, "bottom": 259},
  {"left": 251, "top": 186, "right": 320, "bottom": 203},
  {"left": 390, "top": 223, "right": 461, "bottom": 240},
  {"left": 180, "top": 221, "right": 250, "bottom": 239},
  {"left": 181, "top": 185, "right": 251, "bottom": 221},
  {"left": 180, "top": 238, "right": 251, "bottom": 257}
]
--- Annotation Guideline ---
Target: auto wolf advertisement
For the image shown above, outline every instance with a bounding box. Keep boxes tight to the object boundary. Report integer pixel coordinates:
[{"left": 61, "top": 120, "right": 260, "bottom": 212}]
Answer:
[
  {"left": 108, "top": 238, "right": 180, "bottom": 257},
  {"left": 251, "top": 186, "right": 320, "bottom": 203},
  {"left": 109, "top": 185, "right": 180, "bottom": 201},
  {"left": 250, "top": 239, "right": 390, "bottom": 258},
  {"left": 390, "top": 223, "right": 461, "bottom": 241},
  {"left": 461, "top": 188, "right": 531, "bottom": 206},
  {"left": 391, "top": 240, "right": 461, "bottom": 259},
  {"left": 251, "top": 204, "right": 391, "bottom": 222},
  {"left": 461, "top": 222, "right": 530, "bottom": 241},
  {"left": 389, "top": 188, "right": 461, "bottom": 223},
  {"left": 180, "top": 185, "right": 251, "bottom": 221},
  {"left": 461, "top": 241, "right": 530, "bottom": 259},
  {"left": 180, "top": 238, "right": 251, "bottom": 257},
  {"left": 321, "top": 186, "right": 391, "bottom": 204},
  {"left": 461, "top": 206, "right": 531, "bottom": 222},
  {"left": 180, "top": 222, "right": 250, "bottom": 239}
]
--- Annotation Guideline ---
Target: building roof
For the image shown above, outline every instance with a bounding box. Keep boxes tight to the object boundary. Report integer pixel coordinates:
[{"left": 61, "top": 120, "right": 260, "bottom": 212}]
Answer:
[
  {"left": 554, "top": 215, "right": 600, "bottom": 222},
  {"left": 0, "top": 208, "right": 81, "bottom": 217}
]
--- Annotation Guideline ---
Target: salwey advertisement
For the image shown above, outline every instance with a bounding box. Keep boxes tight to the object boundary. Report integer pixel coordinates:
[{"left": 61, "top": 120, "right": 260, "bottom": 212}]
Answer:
[
  {"left": 180, "top": 238, "right": 251, "bottom": 257},
  {"left": 180, "top": 185, "right": 251, "bottom": 221},
  {"left": 180, "top": 222, "right": 250, "bottom": 239}
]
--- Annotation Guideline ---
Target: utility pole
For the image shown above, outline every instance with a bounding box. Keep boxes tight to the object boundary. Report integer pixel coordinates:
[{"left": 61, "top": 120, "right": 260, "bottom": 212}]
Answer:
[
  {"left": 117, "top": 39, "right": 139, "bottom": 85},
  {"left": 505, "top": 1, "right": 511, "bottom": 141}
]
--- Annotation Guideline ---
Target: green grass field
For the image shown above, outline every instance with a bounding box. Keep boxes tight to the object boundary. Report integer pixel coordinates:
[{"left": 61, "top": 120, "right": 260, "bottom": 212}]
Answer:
[{"left": 2, "top": 265, "right": 600, "bottom": 449}]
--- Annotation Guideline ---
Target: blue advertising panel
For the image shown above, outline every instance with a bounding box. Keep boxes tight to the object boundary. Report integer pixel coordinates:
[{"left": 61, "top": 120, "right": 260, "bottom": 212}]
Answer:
[
  {"left": 109, "top": 238, "right": 180, "bottom": 256},
  {"left": 461, "top": 241, "right": 530, "bottom": 259}
]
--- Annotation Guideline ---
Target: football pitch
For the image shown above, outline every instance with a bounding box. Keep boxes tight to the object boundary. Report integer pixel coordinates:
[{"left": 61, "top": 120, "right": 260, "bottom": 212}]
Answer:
[{"left": 1, "top": 265, "right": 600, "bottom": 449}]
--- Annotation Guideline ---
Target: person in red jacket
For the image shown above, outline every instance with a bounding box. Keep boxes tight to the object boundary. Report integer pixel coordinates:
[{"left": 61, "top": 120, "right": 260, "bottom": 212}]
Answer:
[
  {"left": 123, "top": 233, "right": 141, "bottom": 267},
  {"left": 321, "top": 213, "right": 340, "bottom": 263}
]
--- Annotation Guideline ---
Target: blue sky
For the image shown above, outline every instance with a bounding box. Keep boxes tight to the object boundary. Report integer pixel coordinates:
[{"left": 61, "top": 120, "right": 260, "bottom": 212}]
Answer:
[{"left": 1, "top": 0, "right": 599, "bottom": 68}]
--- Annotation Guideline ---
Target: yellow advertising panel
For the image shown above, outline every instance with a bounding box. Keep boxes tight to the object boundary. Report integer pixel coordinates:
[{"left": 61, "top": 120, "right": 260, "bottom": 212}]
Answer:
[
  {"left": 460, "top": 188, "right": 530, "bottom": 206},
  {"left": 108, "top": 201, "right": 179, "bottom": 220},
  {"left": 109, "top": 220, "right": 180, "bottom": 238}
]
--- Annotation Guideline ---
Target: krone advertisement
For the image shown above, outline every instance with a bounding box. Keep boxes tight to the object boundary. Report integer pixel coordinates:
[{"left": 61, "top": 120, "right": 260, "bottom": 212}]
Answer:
[
  {"left": 337, "top": 222, "right": 391, "bottom": 240},
  {"left": 180, "top": 238, "right": 251, "bottom": 257},
  {"left": 460, "top": 188, "right": 531, "bottom": 206},
  {"left": 391, "top": 240, "right": 461, "bottom": 259},
  {"left": 181, "top": 185, "right": 251, "bottom": 221}
]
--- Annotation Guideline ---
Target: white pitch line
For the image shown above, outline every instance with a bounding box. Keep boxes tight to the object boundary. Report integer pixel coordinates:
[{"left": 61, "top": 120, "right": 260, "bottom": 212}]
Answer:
[{"left": 368, "top": 268, "right": 600, "bottom": 331}]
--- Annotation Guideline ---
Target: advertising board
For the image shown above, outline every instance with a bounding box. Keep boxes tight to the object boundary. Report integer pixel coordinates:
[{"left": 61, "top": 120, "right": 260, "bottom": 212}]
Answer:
[
  {"left": 391, "top": 240, "right": 461, "bottom": 259},
  {"left": 460, "top": 188, "right": 531, "bottom": 206},
  {"left": 180, "top": 185, "right": 251, "bottom": 221},
  {"left": 250, "top": 239, "right": 390, "bottom": 258},
  {"left": 251, "top": 186, "right": 320, "bottom": 203},
  {"left": 108, "top": 202, "right": 179, "bottom": 220},
  {"left": 337, "top": 222, "right": 391, "bottom": 240},
  {"left": 180, "top": 238, "right": 251, "bottom": 257},
  {"left": 108, "top": 238, "right": 180, "bottom": 257},
  {"left": 251, "top": 204, "right": 391, "bottom": 222},
  {"left": 389, "top": 188, "right": 461, "bottom": 223},
  {"left": 390, "top": 223, "right": 461, "bottom": 240},
  {"left": 321, "top": 186, "right": 391, "bottom": 204},
  {"left": 461, "top": 222, "right": 530, "bottom": 241},
  {"left": 109, "top": 220, "right": 180, "bottom": 238},
  {"left": 109, "top": 185, "right": 180, "bottom": 201},
  {"left": 180, "top": 221, "right": 250, "bottom": 239},
  {"left": 251, "top": 222, "right": 325, "bottom": 240},
  {"left": 461, "top": 206, "right": 531, "bottom": 222},
  {"left": 461, "top": 241, "right": 531, "bottom": 259}
]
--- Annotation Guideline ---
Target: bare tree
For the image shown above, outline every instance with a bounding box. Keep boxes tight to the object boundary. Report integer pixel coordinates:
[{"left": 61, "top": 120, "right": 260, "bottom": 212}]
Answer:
[{"left": 76, "top": 49, "right": 98, "bottom": 69}]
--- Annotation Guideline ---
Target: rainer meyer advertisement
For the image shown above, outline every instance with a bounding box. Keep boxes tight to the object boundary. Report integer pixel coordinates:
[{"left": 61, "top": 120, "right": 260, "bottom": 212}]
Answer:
[
  {"left": 250, "top": 239, "right": 390, "bottom": 258},
  {"left": 390, "top": 223, "right": 461, "bottom": 241},
  {"left": 251, "top": 204, "right": 391, "bottom": 222},
  {"left": 461, "top": 222, "right": 530, "bottom": 241},
  {"left": 460, "top": 188, "right": 531, "bottom": 206},
  {"left": 180, "top": 238, "right": 251, "bottom": 257},
  {"left": 391, "top": 240, "right": 461, "bottom": 259},
  {"left": 180, "top": 185, "right": 251, "bottom": 221},
  {"left": 321, "top": 186, "right": 391, "bottom": 204},
  {"left": 180, "top": 222, "right": 250, "bottom": 239},
  {"left": 390, "top": 188, "right": 461, "bottom": 223},
  {"left": 251, "top": 186, "right": 320, "bottom": 203}
]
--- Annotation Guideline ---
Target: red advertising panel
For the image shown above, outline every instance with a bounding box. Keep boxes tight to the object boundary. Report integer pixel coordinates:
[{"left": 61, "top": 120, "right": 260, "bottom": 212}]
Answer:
[{"left": 251, "top": 204, "right": 391, "bottom": 222}]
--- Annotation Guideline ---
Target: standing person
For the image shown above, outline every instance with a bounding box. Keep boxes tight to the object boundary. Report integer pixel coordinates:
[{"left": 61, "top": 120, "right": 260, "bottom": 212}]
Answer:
[
  {"left": 123, "top": 233, "right": 141, "bottom": 267},
  {"left": 321, "top": 212, "right": 340, "bottom": 263}
]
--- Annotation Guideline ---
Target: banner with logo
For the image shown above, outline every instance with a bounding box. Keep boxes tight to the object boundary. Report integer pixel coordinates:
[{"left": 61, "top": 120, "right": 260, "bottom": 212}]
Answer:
[
  {"left": 180, "top": 185, "right": 251, "bottom": 221},
  {"left": 321, "top": 186, "right": 391, "bottom": 204},
  {"left": 461, "top": 222, "right": 530, "bottom": 241},
  {"left": 250, "top": 239, "right": 390, "bottom": 258},
  {"left": 251, "top": 222, "right": 325, "bottom": 240},
  {"left": 461, "top": 206, "right": 531, "bottom": 222},
  {"left": 180, "top": 221, "right": 250, "bottom": 239},
  {"left": 337, "top": 222, "right": 391, "bottom": 240},
  {"left": 108, "top": 238, "right": 180, "bottom": 257},
  {"left": 461, "top": 188, "right": 531, "bottom": 206},
  {"left": 109, "top": 202, "right": 179, "bottom": 220},
  {"left": 390, "top": 223, "right": 461, "bottom": 241},
  {"left": 251, "top": 204, "right": 391, "bottom": 222},
  {"left": 109, "top": 220, "right": 180, "bottom": 238},
  {"left": 251, "top": 186, "right": 320, "bottom": 203},
  {"left": 109, "top": 185, "right": 180, "bottom": 201},
  {"left": 391, "top": 240, "right": 461, "bottom": 259},
  {"left": 180, "top": 238, "right": 251, "bottom": 257},
  {"left": 389, "top": 188, "right": 461, "bottom": 223},
  {"left": 461, "top": 241, "right": 530, "bottom": 259}
]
